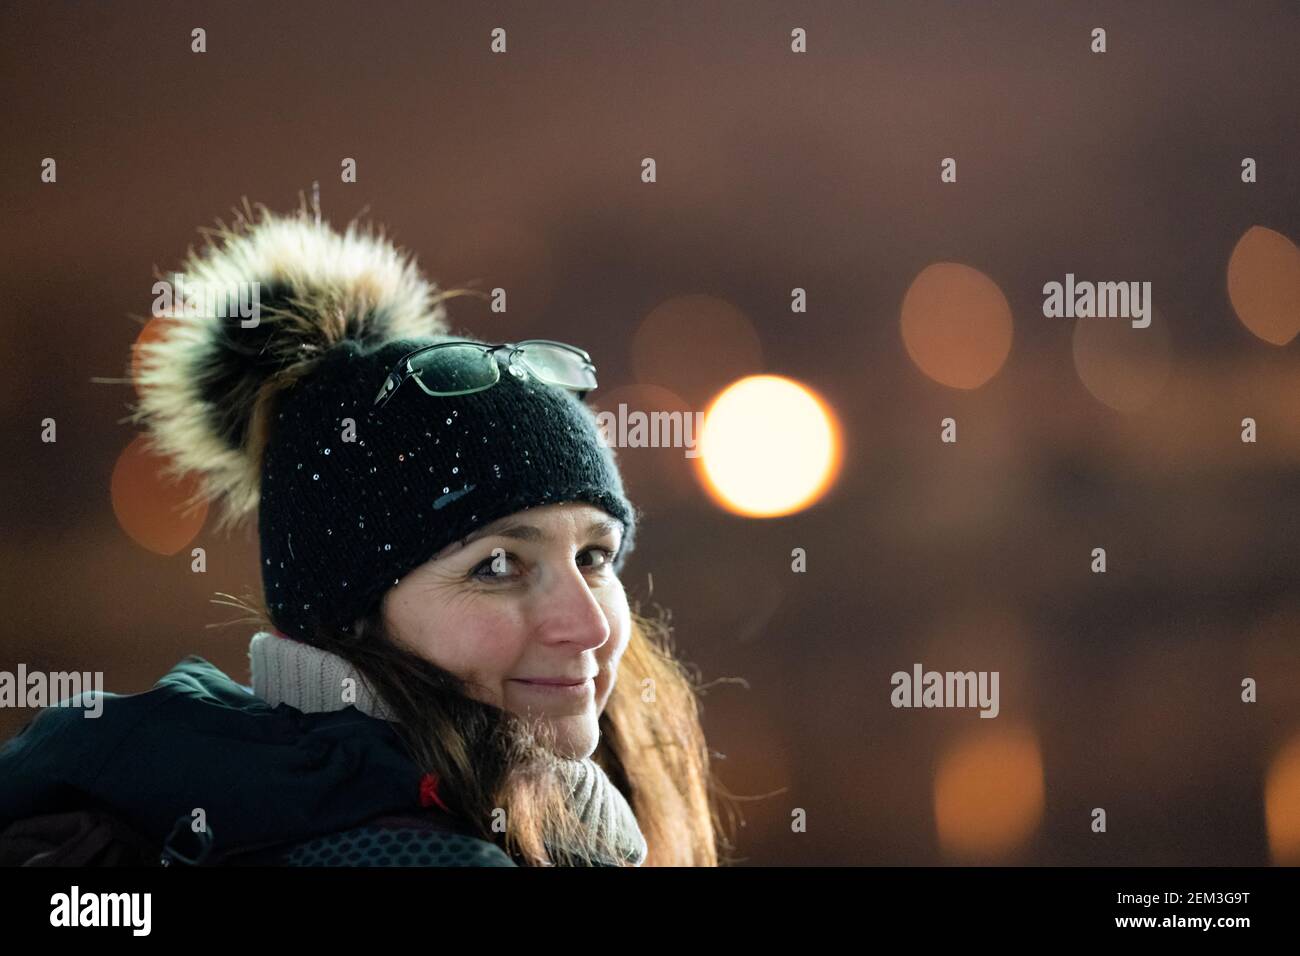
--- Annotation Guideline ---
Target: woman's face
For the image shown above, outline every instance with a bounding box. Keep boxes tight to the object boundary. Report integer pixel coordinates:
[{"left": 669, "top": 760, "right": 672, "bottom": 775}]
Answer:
[{"left": 380, "top": 502, "right": 631, "bottom": 760}]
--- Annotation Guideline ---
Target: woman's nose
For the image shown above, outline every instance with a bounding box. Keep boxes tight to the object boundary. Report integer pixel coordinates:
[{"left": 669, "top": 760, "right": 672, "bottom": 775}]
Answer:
[{"left": 532, "top": 560, "right": 610, "bottom": 651}]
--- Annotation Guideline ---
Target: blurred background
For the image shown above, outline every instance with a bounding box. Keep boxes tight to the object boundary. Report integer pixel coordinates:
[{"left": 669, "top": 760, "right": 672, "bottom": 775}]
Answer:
[{"left": 2, "top": 0, "right": 1298, "bottom": 865}]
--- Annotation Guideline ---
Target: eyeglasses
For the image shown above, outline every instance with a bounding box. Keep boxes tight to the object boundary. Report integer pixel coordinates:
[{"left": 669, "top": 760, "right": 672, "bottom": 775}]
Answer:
[{"left": 373, "top": 338, "right": 598, "bottom": 408}]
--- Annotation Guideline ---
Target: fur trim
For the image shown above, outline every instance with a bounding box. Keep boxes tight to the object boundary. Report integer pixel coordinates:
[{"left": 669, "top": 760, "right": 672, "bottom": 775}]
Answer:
[{"left": 130, "top": 201, "right": 452, "bottom": 530}]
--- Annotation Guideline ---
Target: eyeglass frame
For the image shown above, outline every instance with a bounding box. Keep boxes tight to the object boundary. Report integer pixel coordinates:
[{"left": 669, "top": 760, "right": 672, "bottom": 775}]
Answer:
[{"left": 372, "top": 338, "right": 598, "bottom": 408}]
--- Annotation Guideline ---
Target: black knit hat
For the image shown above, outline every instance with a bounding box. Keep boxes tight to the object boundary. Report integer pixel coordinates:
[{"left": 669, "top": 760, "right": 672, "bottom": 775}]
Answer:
[
  {"left": 259, "top": 335, "right": 637, "bottom": 642},
  {"left": 129, "top": 204, "right": 639, "bottom": 644}
]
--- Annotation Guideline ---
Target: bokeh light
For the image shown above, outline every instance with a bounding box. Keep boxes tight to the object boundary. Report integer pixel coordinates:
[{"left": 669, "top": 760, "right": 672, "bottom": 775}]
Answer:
[
  {"left": 1227, "top": 226, "right": 1300, "bottom": 346},
  {"left": 632, "top": 294, "right": 764, "bottom": 407},
  {"left": 934, "top": 724, "right": 1045, "bottom": 860},
  {"left": 1265, "top": 732, "right": 1300, "bottom": 865},
  {"left": 1071, "top": 307, "right": 1172, "bottom": 413},
  {"left": 111, "top": 434, "right": 208, "bottom": 555},
  {"left": 695, "top": 375, "right": 841, "bottom": 518},
  {"left": 900, "top": 262, "right": 1014, "bottom": 389},
  {"left": 131, "top": 315, "right": 178, "bottom": 398}
]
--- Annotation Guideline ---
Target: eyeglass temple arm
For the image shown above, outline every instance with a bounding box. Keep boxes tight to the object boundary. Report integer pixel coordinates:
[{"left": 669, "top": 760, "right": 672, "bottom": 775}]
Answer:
[{"left": 374, "top": 373, "right": 399, "bottom": 405}]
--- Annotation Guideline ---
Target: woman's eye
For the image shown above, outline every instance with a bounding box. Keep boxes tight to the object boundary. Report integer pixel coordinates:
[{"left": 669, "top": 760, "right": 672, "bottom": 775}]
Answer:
[
  {"left": 471, "top": 552, "right": 518, "bottom": 580},
  {"left": 580, "top": 546, "right": 618, "bottom": 571},
  {"left": 470, "top": 546, "right": 617, "bottom": 581}
]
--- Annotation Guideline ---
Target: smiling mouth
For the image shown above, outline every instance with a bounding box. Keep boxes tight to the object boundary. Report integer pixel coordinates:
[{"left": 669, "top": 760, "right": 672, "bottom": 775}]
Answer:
[
  {"left": 509, "top": 677, "right": 595, "bottom": 695},
  {"left": 511, "top": 675, "right": 596, "bottom": 686}
]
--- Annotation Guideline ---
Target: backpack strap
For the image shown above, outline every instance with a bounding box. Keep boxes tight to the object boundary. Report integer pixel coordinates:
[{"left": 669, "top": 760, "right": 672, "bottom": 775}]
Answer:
[{"left": 277, "top": 817, "right": 518, "bottom": 867}]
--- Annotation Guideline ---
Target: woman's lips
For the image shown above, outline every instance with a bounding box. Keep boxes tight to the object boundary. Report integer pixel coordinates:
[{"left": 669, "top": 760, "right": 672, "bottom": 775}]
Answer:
[{"left": 509, "top": 677, "right": 594, "bottom": 697}]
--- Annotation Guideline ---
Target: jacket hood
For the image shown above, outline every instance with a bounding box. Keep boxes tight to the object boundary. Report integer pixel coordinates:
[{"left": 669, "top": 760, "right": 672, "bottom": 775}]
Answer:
[{"left": 0, "top": 656, "right": 427, "bottom": 861}]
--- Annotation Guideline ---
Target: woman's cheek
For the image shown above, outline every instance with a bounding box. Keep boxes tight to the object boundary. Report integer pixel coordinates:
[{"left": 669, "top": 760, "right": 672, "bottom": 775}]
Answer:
[
  {"left": 603, "top": 590, "right": 632, "bottom": 656},
  {"left": 453, "top": 615, "right": 528, "bottom": 682}
]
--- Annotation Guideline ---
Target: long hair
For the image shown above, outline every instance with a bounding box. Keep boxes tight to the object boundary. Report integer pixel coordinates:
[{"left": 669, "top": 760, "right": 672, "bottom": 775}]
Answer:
[{"left": 229, "top": 592, "right": 737, "bottom": 866}]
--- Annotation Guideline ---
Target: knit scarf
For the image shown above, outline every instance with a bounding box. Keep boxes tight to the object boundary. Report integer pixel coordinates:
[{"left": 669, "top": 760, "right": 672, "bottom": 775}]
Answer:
[{"left": 247, "top": 631, "right": 647, "bottom": 866}]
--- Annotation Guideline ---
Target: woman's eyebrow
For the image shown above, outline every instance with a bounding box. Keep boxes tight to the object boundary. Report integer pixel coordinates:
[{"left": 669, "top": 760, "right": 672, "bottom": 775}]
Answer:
[{"left": 458, "top": 518, "right": 620, "bottom": 549}]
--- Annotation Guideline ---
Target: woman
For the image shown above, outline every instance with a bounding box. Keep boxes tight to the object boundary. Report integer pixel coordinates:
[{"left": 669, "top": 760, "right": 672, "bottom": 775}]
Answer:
[{"left": 0, "top": 202, "right": 728, "bottom": 867}]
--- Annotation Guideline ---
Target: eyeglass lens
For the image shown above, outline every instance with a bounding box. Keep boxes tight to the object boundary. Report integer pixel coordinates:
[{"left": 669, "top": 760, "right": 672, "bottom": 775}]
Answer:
[
  {"left": 515, "top": 343, "right": 597, "bottom": 390},
  {"left": 408, "top": 344, "right": 500, "bottom": 396}
]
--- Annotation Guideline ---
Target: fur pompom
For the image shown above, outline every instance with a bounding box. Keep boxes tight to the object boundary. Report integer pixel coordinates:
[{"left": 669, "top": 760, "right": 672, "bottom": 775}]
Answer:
[{"left": 130, "top": 202, "right": 453, "bottom": 530}]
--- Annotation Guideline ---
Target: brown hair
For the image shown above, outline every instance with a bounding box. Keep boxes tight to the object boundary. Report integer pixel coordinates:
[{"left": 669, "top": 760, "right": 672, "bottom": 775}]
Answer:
[{"left": 224, "top": 591, "right": 738, "bottom": 866}]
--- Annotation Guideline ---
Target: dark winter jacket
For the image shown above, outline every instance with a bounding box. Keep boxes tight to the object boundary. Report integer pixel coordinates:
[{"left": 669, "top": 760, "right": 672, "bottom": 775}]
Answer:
[{"left": 0, "top": 656, "right": 516, "bottom": 866}]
